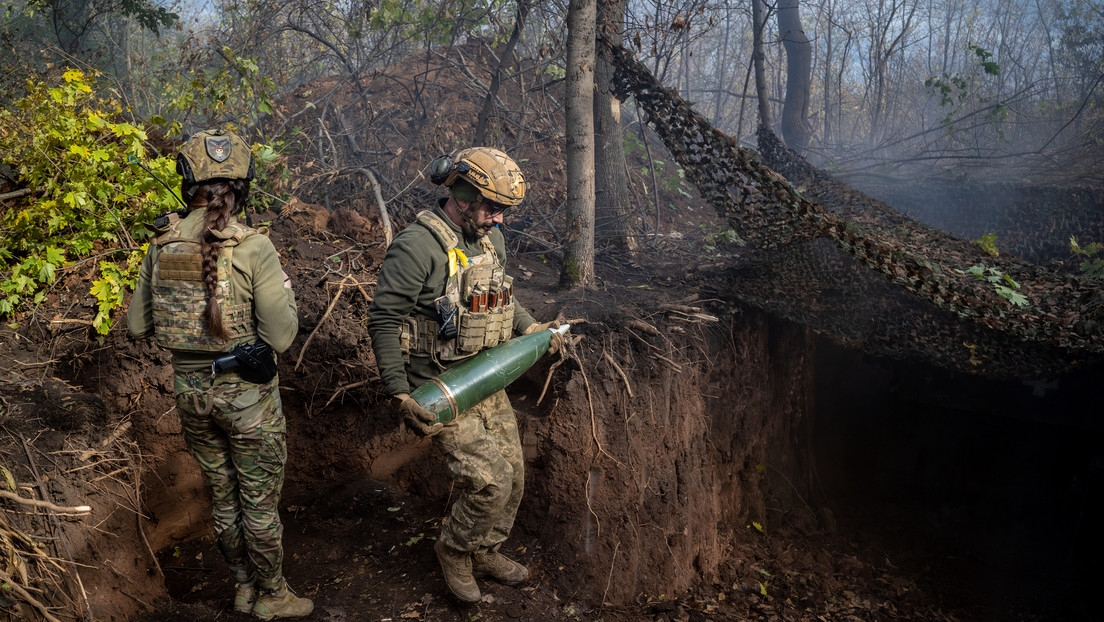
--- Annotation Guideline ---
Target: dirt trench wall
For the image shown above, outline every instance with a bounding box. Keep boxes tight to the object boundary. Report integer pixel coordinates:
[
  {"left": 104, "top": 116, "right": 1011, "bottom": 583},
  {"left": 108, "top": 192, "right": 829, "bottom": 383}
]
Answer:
[{"left": 523, "top": 309, "right": 815, "bottom": 605}]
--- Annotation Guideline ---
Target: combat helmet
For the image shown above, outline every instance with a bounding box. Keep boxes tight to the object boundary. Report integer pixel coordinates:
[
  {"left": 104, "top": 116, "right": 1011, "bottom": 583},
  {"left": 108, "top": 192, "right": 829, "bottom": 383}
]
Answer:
[
  {"left": 429, "top": 147, "right": 526, "bottom": 207},
  {"left": 177, "top": 129, "right": 255, "bottom": 200}
]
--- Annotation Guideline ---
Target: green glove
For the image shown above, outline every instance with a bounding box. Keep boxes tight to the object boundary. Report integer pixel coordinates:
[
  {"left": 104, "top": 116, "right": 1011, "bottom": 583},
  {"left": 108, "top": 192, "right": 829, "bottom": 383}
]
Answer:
[{"left": 394, "top": 393, "right": 443, "bottom": 437}]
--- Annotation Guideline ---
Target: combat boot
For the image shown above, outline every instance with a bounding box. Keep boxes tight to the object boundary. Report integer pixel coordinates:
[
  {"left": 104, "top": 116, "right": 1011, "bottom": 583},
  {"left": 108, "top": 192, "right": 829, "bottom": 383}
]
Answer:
[
  {"left": 473, "top": 548, "right": 529, "bottom": 585},
  {"left": 233, "top": 581, "right": 256, "bottom": 613},
  {"left": 251, "top": 579, "right": 313, "bottom": 620},
  {"left": 434, "top": 539, "right": 481, "bottom": 603}
]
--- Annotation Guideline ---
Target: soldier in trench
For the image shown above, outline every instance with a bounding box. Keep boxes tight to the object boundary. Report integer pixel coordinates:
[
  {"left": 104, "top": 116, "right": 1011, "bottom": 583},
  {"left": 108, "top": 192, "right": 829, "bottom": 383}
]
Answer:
[
  {"left": 367, "top": 147, "right": 563, "bottom": 603},
  {"left": 127, "top": 130, "right": 312, "bottom": 619}
]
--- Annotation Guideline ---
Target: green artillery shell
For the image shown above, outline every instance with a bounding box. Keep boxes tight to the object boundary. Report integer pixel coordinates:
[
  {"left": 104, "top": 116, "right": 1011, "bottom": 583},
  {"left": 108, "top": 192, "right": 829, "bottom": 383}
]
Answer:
[{"left": 410, "top": 325, "right": 568, "bottom": 425}]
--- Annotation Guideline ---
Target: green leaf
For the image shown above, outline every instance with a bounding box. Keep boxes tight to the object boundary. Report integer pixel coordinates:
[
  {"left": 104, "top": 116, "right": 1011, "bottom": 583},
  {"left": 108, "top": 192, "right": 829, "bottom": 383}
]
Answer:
[
  {"left": 0, "top": 466, "right": 16, "bottom": 491},
  {"left": 973, "top": 232, "right": 999, "bottom": 257}
]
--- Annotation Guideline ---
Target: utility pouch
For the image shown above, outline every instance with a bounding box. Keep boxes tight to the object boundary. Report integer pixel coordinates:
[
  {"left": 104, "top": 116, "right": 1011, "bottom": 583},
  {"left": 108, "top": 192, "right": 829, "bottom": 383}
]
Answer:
[
  {"left": 484, "top": 306, "right": 504, "bottom": 349},
  {"left": 211, "top": 341, "right": 277, "bottom": 384},
  {"left": 458, "top": 312, "right": 489, "bottom": 353},
  {"left": 435, "top": 296, "right": 458, "bottom": 341}
]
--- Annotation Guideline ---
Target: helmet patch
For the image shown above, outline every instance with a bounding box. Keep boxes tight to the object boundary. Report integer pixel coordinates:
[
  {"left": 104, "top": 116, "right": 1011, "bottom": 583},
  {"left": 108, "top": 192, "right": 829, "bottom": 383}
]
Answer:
[{"left": 206, "top": 136, "right": 232, "bottom": 163}]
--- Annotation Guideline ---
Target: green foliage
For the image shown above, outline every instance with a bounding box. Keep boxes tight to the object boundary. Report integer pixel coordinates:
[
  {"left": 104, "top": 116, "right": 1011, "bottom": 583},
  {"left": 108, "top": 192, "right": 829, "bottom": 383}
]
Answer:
[
  {"left": 160, "top": 47, "right": 276, "bottom": 136},
  {"left": 956, "top": 264, "right": 1028, "bottom": 307},
  {"left": 924, "top": 43, "right": 1007, "bottom": 133},
  {"left": 249, "top": 141, "right": 292, "bottom": 214},
  {"left": 91, "top": 255, "right": 141, "bottom": 335},
  {"left": 1069, "top": 236, "right": 1104, "bottom": 279},
  {"left": 369, "top": 0, "right": 512, "bottom": 45},
  {"left": 973, "top": 232, "right": 1000, "bottom": 257},
  {"left": 0, "top": 68, "right": 179, "bottom": 330},
  {"left": 624, "top": 133, "right": 693, "bottom": 199},
  {"left": 701, "top": 226, "right": 745, "bottom": 251},
  {"left": 25, "top": 0, "right": 179, "bottom": 35}
]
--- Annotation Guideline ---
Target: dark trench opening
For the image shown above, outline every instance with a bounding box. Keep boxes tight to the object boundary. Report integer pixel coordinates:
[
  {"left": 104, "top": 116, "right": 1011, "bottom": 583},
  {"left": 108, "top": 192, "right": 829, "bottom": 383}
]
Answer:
[{"left": 812, "top": 337, "right": 1101, "bottom": 621}]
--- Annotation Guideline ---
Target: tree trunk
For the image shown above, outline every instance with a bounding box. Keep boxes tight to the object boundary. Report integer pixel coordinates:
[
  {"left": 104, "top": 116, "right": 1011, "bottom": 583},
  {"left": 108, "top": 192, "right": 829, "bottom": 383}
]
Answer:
[
  {"left": 562, "top": 0, "right": 597, "bottom": 287},
  {"left": 778, "top": 0, "right": 812, "bottom": 153},
  {"left": 594, "top": 0, "right": 634, "bottom": 250},
  {"left": 473, "top": 0, "right": 532, "bottom": 145},
  {"left": 752, "top": 0, "right": 773, "bottom": 129}
]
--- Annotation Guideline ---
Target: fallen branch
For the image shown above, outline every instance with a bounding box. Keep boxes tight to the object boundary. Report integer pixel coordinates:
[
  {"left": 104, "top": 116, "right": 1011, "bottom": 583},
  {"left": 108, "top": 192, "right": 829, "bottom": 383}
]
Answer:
[
  {"left": 323, "top": 377, "right": 378, "bottom": 408},
  {"left": 20, "top": 436, "right": 93, "bottom": 621},
  {"left": 49, "top": 318, "right": 94, "bottom": 326},
  {"left": 0, "top": 568, "right": 63, "bottom": 622},
  {"left": 535, "top": 358, "right": 566, "bottom": 406},
  {"left": 295, "top": 275, "right": 353, "bottom": 371},
  {"left": 78, "top": 420, "right": 131, "bottom": 461},
  {"left": 341, "top": 167, "right": 392, "bottom": 247},
  {"left": 653, "top": 352, "right": 683, "bottom": 373},
  {"left": 602, "top": 350, "right": 633, "bottom": 398},
  {"left": 131, "top": 448, "right": 162, "bottom": 578},
  {"left": 574, "top": 351, "right": 623, "bottom": 467},
  {"left": 0, "top": 188, "right": 34, "bottom": 201},
  {"left": 0, "top": 490, "right": 91, "bottom": 515},
  {"left": 625, "top": 319, "right": 660, "bottom": 336}
]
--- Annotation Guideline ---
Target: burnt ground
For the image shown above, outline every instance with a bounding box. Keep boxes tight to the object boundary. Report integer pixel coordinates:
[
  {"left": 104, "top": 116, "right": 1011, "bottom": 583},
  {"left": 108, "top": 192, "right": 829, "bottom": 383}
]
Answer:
[{"left": 2, "top": 40, "right": 1101, "bottom": 622}]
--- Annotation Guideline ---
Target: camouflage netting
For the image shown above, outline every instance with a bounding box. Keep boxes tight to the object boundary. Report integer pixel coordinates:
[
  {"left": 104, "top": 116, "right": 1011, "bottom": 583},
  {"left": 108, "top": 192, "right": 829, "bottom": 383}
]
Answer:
[{"left": 608, "top": 44, "right": 1104, "bottom": 378}]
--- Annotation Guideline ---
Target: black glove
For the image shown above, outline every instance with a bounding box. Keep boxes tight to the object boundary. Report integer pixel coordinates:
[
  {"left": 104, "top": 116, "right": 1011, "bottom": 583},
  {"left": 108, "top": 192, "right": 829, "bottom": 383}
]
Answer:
[{"left": 394, "top": 393, "right": 443, "bottom": 437}]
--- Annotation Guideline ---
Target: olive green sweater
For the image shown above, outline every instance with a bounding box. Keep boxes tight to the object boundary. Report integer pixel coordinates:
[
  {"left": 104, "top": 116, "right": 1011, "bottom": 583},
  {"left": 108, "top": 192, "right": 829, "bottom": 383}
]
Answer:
[
  {"left": 127, "top": 208, "right": 299, "bottom": 373},
  {"left": 368, "top": 200, "right": 535, "bottom": 396}
]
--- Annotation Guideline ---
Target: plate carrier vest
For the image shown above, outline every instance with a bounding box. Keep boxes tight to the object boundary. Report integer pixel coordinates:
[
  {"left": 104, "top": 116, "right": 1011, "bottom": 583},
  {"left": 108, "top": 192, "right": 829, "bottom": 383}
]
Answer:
[
  {"left": 400, "top": 210, "right": 516, "bottom": 361},
  {"left": 150, "top": 212, "right": 260, "bottom": 352}
]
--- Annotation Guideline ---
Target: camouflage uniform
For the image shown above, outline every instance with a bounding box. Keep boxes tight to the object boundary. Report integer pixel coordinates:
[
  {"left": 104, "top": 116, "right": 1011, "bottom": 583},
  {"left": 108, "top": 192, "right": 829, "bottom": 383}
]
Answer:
[
  {"left": 128, "top": 208, "right": 298, "bottom": 591},
  {"left": 368, "top": 200, "right": 536, "bottom": 554},
  {"left": 175, "top": 372, "right": 287, "bottom": 587}
]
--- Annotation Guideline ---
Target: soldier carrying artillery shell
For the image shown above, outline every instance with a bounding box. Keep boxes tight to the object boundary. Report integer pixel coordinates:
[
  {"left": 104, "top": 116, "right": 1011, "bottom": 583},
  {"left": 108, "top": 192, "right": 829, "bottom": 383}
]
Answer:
[{"left": 367, "top": 147, "right": 564, "bottom": 603}]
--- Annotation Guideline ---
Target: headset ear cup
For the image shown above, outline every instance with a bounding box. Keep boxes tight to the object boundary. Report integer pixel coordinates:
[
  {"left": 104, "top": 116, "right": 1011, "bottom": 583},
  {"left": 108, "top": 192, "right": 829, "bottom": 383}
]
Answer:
[
  {"left": 429, "top": 154, "right": 454, "bottom": 185},
  {"left": 176, "top": 153, "right": 195, "bottom": 185},
  {"left": 246, "top": 156, "right": 255, "bottom": 182}
]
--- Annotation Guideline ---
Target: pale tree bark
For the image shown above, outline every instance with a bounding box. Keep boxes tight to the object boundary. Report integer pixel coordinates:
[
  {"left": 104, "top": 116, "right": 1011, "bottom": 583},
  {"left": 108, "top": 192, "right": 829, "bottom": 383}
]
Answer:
[
  {"left": 821, "top": 0, "right": 835, "bottom": 143},
  {"left": 778, "top": 0, "right": 813, "bottom": 153},
  {"left": 595, "top": 0, "right": 634, "bottom": 250},
  {"left": 712, "top": 2, "right": 733, "bottom": 126},
  {"left": 562, "top": 0, "right": 597, "bottom": 287},
  {"left": 752, "top": 0, "right": 773, "bottom": 129}
]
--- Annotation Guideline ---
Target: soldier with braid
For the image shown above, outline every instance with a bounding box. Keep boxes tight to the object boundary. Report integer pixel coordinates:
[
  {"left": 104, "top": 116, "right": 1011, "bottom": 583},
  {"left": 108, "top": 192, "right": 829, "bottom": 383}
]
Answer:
[
  {"left": 127, "top": 130, "right": 311, "bottom": 619},
  {"left": 368, "top": 147, "right": 563, "bottom": 603}
]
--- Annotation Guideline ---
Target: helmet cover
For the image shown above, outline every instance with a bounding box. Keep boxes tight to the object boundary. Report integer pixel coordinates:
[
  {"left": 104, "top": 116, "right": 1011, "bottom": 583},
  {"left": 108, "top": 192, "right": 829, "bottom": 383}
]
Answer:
[
  {"left": 443, "top": 147, "right": 526, "bottom": 206},
  {"left": 177, "top": 129, "right": 255, "bottom": 185}
]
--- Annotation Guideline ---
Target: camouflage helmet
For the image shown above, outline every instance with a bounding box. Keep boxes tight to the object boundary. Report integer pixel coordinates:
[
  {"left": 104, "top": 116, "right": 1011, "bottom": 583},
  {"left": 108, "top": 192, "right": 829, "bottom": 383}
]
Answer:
[
  {"left": 430, "top": 147, "right": 526, "bottom": 207},
  {"left": 177, "top": 129, "right": 255, "bottom": 199}
]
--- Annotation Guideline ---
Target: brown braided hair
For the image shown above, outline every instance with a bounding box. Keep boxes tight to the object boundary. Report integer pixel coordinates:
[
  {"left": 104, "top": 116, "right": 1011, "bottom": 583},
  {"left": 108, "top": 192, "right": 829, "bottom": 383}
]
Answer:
[{"left": 188, "top": 179, "right": 249, "bottom": 339}]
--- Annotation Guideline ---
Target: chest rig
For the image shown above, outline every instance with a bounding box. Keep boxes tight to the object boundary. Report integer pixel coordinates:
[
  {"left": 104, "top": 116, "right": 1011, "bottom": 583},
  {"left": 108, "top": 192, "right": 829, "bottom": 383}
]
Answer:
[
  {"left": 150, "top": 212, "right": 260, "bottom": 352},
  {"left": 400, "top": 210, "right": 516, "bottom": 361}
]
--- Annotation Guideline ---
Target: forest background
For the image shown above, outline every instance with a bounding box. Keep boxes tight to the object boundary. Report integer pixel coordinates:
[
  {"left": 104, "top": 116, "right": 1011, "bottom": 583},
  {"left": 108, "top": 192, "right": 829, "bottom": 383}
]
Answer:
[
  {"left": 1, "top": 0, "right": 1102, "bottom": 321},
  {"left": 1, "top": 1, "right": 1103, "bottom": 621}
]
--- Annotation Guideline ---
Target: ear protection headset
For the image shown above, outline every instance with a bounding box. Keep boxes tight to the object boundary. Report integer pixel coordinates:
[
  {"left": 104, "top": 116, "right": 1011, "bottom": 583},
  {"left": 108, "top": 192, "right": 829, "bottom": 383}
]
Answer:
[
  {"left": 429, "top": 153, "right": 456, "bottom": 186},
  {"left": 427, "top": 148, "right": 526, "bottom": 207}
]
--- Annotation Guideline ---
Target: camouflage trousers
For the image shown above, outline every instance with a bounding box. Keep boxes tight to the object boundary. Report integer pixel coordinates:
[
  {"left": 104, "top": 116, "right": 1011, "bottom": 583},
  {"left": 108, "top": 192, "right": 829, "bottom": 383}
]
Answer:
[
  {"left": 433, "top": 389, "right": 524, "bottom": 553},
  {"left": 175, "top": 371, "right": 287, "bottom": 590}
]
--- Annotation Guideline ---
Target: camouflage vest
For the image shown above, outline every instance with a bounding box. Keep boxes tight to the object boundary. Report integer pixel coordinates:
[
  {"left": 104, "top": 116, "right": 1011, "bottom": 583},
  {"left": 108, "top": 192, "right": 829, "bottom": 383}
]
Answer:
[
  {"left": 150, "top": 213, "right": 260, "bottom": 352},
  {"left": 400, "top": 210, "right": 516, "bottom": 361}
]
